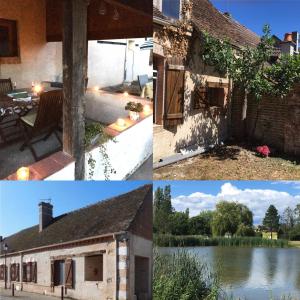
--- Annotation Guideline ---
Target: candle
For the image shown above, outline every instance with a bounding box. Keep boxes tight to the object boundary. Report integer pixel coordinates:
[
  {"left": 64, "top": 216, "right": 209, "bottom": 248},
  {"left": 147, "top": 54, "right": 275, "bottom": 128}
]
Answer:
[
  {"left": 33, "top": 84, "right": 42, "bottom": 95},
  {"left": 17, "top": 167, "right": 30, "bottom": 180},
  {"left": 143, "top": 104, "right": 152, "bottom": 115},
  {"left": 94, "top": 86, "right": 100, "bottom": 92},
  {"left": 123, "top": 92, "right": 129, "bottom": 98},
  {"left": 117, "top": 118, "right": 126, "bottom": 127}
]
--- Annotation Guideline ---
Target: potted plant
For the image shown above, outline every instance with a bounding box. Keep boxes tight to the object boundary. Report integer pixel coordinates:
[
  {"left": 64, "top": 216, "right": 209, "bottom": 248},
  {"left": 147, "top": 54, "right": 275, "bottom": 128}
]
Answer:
[{"left": 125, "top": 101, "right": 143, "bottom": 121}]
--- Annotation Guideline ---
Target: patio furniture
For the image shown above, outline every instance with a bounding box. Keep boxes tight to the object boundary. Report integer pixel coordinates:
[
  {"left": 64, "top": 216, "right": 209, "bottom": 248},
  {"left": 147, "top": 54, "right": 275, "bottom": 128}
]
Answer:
[
  {"left": 0, "top": 91, "right": 39, "bottom": 145},
  {"left": 0, "top": 78, "right": 13, "bottom": 95},
  {"left": 19, "top": 90, "right": 63, "bottom": 161}
]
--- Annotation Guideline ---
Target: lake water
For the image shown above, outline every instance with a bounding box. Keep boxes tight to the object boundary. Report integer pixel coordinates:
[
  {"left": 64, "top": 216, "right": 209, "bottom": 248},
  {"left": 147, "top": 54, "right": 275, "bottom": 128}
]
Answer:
[{"left": 159, "top": 247, "right": 300, "bottom": 300}]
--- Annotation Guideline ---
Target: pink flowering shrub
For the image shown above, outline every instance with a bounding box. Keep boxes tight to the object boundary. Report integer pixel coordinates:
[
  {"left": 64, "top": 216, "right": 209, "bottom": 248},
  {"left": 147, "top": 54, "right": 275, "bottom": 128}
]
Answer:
[{"left": 256, "top": 145, "right": 270, "bottom": 157}]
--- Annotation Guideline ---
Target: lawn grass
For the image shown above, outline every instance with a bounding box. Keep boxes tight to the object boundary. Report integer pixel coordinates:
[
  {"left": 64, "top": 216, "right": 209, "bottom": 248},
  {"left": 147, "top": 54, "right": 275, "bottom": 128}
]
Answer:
[{"left": 154, "top": 144, "right": 300, "bottom": 180}]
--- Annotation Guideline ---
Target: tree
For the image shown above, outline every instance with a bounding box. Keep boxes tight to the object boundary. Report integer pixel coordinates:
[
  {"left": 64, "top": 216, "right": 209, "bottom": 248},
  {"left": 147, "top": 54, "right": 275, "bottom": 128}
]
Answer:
[
  {"left": 189, "top": 211, "right": 214, "bottom": 236},
  {"left": 202, "top": 25, "right": 300, "bottom": 138},
  {"left": 153, "top": 185, "right": 174, "bottom": 234},
  {"left": 262, "top": 205, "right": 280, "bottom": 239},
  {"left": 169, "top": 211, "right": 190, "bottom": 235},
  {"left": 211, "top": 201, "right": 253, "bottom": 236}
]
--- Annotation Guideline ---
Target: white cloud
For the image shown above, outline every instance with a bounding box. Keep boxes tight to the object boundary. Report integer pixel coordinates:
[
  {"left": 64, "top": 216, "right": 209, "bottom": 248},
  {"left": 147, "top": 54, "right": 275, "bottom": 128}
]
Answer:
[{"left": 172, "top": 182, "right": 300, "bottom": 224}]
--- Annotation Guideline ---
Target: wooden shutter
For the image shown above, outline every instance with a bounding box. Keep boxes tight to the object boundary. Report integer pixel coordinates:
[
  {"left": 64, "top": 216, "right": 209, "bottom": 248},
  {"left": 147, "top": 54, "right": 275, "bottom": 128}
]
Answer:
[
  {"left": 193, "top": 86, "right": 207, "bottom": 109},
  {"left": 22, "top": 263, "right": 27, "bottom": 282},
  {"left": 32, "top": 262, "right": 37, "bottom": 283},
  {"left": 99, "top": 255, "right": 103, "bottom": 282},
  {"left": 16, "top": 264, "right": 20, "bottom": 282},
  {"left": 0, "top": 265, "right": 4, "bottom": 280},
  {"left": 164, "top": 69, "right": 185, "bottom": 126},
  {"left": 65, "top": 259, "right": 73, "bottom": 289},
  {"left": 50, "top": 261, "right": 54, "bottom": 287}
]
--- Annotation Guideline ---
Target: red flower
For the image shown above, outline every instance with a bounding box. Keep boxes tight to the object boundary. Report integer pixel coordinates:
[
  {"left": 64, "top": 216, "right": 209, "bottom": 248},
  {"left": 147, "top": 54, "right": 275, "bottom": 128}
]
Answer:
[{"left": 256, "top": 145, "right": 270, "bottom": 157}]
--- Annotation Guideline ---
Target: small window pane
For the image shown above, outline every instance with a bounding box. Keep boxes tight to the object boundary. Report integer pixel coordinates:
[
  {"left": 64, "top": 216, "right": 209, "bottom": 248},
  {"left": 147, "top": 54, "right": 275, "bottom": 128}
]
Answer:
[
  {"left": 0, "top": 19, "right": 18, "bottom": 57},
  {"left": 162, "top": 0, "right": 181, "bottom": 20}
]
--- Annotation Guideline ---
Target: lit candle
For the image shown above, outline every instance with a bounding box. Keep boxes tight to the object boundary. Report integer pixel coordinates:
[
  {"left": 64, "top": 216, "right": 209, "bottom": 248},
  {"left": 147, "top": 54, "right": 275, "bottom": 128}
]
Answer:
[
  {"left": 143, "top": 104, "right": 152, "bottom": 115},
  {"left": 123, "top": 92, "right": 129, "bottom": 98},
  {"left": 33, "top": 84, "right": 43, "bottom": 95},
  {"left": 94, "top": 86, "right": 100, "bottom": 92},
  {"left": 17, "top": 167, "right": 30, "bottom": 180},
  {"left": 117, "top": 118, "right": 126, "bottom": 127}
]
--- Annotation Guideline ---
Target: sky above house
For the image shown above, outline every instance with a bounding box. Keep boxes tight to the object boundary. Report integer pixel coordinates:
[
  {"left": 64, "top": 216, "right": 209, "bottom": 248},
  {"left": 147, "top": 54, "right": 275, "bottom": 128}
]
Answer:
[
  {"left": 153, "top": 181, "right": 300, "bottom": 225},
  {"left": 0, "top": 181, "right": 151, "bottom": 237},
  {"left": 211, "top": 0, "right": 300, "bottom": 39}
]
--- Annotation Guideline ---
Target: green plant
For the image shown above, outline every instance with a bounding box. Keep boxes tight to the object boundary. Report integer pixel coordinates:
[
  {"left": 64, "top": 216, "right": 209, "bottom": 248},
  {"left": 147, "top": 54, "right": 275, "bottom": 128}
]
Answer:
[
  {"left": 85, "top": 122, "right": 116, "bottom": 180},
  {"left": 153, "top": 249, "right": 219, "bottom": 300},
  {"left": 202, "top": 25, "right": 300, "bottom": 138},
  {"left": 125, "top": 101, "right": 143, "bottom": 112}
]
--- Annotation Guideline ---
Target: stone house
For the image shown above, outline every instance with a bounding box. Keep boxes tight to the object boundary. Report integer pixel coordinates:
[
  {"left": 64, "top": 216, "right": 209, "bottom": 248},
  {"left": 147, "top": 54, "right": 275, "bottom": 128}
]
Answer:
[
  {"left": 0, "top": 184, "right": 153, "bottom": 300},
  {"left": 153, "top": 0, "right": 261, "bottom": 162}
]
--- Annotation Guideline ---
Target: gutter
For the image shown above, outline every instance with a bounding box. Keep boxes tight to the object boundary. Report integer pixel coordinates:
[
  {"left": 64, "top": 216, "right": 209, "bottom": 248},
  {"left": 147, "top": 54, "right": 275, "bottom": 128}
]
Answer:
[{"left": 0, "top": 231, "right": 127, "bottom": 258}]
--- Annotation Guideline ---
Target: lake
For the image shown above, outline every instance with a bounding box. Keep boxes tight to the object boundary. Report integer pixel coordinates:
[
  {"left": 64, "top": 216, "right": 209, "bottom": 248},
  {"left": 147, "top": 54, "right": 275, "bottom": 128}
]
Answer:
[{"left": 159, "top": 247, "right": 300, "bottom": 299}]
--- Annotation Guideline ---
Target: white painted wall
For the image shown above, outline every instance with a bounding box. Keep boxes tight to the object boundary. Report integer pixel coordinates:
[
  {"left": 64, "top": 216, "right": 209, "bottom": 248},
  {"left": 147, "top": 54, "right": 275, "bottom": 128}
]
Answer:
[
  {"left": 85, "top": 115, "right": 153, "bottom": 180},
  {"left": 46, "top": 115, "right": 153, "bottom": 181},
  {"left": 88, "top": 39, "right": 153, "bottom": 88}
]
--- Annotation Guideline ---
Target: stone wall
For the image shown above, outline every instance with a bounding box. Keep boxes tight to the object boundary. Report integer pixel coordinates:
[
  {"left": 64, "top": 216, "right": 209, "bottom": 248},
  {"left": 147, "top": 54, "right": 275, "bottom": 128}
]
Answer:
[{"left": 231, "top": 84, "right": 300, "bottom": 155}]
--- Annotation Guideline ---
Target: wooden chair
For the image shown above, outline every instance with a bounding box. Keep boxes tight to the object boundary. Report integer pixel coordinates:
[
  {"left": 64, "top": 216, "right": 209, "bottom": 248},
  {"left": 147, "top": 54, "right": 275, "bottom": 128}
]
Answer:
[
  {"left": 19, "top": 90, "right": 63, "bottom": 161},
  {"left": 0, "top": 78, "right": 13, "bottom": 95}
]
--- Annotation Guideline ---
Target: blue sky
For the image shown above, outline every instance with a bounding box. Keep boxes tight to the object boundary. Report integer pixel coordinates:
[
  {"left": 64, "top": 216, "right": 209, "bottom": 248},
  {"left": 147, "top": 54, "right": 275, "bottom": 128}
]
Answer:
[
  {"left": 211, "top": 0, "right": 300, "bottom": 39},
  {"left": 154, "top": 181, "right": 300, "bottom": 224},
  {"left": 0, "top": 181, "right": 150, "bottom": 237}
]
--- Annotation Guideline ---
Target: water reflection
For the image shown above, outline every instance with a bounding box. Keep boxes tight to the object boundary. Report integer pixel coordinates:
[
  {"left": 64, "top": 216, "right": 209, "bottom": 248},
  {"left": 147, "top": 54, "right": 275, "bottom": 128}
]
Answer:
[{"left": 159, "top": 247, "right": 300, "bottom": 299}]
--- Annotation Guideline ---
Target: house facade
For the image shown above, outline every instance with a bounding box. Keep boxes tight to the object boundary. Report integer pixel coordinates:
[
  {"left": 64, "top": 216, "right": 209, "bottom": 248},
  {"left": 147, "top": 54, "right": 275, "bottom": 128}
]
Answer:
[
  {"left": 0, "top": 185, "right": 153, "bottom": 300},
  {"left": 153, "top": 0, "right": 260, "bottom": 162}
]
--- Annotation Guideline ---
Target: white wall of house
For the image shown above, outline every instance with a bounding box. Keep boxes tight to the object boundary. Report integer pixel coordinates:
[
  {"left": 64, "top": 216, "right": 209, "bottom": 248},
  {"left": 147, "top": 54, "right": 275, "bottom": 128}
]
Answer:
[
  {"left": 0, "top": 240, "right": 116, "bottom": 300},
  {"left": 88, "top": 39, "right": 153, "bottom": 89}
]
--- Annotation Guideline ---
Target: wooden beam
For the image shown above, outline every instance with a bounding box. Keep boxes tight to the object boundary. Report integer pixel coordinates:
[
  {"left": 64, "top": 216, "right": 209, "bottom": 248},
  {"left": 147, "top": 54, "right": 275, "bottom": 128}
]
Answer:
[{"left": 62, "top": 0, "right": 88, "bottom": 180}]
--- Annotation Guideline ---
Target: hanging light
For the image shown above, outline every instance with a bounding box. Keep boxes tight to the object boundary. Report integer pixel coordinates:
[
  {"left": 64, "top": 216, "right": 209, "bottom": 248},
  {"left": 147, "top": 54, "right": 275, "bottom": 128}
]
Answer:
[
  {"left": 98, "top": 0, "right": 107, "bottom": 15},
  {"left": 113, "top": 7, "right": 119, "bottom": 21}
]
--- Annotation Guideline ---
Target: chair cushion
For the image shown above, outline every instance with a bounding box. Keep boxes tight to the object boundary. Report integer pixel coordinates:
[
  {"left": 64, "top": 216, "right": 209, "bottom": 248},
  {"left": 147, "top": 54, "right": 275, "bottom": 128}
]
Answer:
[{"left": 21, "top": 112, "right": 37, "bottom": 127}]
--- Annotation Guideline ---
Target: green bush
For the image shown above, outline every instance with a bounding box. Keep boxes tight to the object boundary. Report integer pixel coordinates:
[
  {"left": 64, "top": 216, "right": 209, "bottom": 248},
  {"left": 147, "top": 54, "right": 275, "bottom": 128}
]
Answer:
[
  {"left": 154, "top": 234, "right": 289, "bottom": 248},
  {"left": 153, "top": 249, "right": 219, "bottom": 300}
]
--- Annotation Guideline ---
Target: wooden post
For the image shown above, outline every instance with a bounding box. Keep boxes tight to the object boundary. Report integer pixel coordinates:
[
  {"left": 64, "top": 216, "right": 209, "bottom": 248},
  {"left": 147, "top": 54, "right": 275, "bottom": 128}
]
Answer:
[
  {"left": 62, "top": 0, "right": 88, "bottom": 180},
  {"left": 61, "top": 286, "right": 64, "bottom": 300},
  {"left": 12, "top": 283, "right": 14, "bottom": 296}
]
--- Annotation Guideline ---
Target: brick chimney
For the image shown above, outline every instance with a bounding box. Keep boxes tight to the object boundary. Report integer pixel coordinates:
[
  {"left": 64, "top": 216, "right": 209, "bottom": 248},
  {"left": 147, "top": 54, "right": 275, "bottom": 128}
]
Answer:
[{"left": 39, "top": 201, "right": 53, "bottom": 232}]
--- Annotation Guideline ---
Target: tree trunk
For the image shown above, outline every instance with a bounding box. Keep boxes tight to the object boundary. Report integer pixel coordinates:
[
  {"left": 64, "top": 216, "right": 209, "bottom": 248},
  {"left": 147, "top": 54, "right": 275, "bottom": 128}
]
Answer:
[{"left": 241, "top": 90, "right": 248, "bottom": 138}]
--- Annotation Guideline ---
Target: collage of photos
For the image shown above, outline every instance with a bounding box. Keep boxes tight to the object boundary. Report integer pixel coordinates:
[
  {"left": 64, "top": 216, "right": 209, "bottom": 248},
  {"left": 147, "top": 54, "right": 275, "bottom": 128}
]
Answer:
[{"left": 0, "top": 0, "right": 300, "bottom": 299}]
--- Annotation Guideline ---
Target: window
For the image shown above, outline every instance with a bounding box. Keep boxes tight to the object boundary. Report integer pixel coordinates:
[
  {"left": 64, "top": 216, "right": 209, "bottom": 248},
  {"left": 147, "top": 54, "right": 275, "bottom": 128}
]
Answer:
[
  {"left": 0, "top": 19, "right": 19, "bottom": 58},
  {"left": 85, "top": 255, "right": 103, "bottom": 281},
  {"left": 23, "top": 262, "right": 37, "bottom": 283},
  {"left": 193, "top": 86, "right": 226, "bottom": 109},
  {"left": 162, "top": 0, "right": 181, "bottom": 20},
  {"left": 54, "top": 260, "right": 65, "bottom": 286}
]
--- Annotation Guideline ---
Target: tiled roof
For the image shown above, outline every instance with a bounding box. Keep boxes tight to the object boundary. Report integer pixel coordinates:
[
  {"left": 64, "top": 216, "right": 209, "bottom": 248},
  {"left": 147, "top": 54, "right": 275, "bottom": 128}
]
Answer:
[
  {"left": 192, "top": 0, "right": 260, "bottom": 48},
  {"left": 2, "top": 185, "right": 152, "bottom": 254},
  {"left": 153, "top": 0, "right": 261, "bottom": 48}
]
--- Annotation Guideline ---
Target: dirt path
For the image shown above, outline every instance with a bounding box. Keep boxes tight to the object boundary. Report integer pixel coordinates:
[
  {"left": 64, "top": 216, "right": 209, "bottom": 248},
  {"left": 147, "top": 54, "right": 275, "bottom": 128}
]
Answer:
[{"left": 154, "top": 145, "right": 300, "bottom": 180}]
